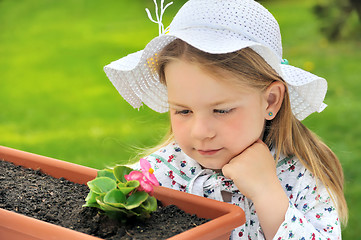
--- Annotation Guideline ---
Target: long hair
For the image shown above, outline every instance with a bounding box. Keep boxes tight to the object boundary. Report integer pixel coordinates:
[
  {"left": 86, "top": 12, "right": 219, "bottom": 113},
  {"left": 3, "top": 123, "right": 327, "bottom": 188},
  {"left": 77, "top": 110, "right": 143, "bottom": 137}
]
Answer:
[{"left": 151, "top": 39, "right": 348, "bottom": 225}]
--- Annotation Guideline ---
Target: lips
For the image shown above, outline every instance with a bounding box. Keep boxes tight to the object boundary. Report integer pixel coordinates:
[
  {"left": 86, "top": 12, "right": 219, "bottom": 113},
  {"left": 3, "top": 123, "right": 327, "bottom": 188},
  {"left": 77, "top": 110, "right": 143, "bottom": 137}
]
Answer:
[{"left": 197, "top": 148, "right": 223, "bottom": 156}]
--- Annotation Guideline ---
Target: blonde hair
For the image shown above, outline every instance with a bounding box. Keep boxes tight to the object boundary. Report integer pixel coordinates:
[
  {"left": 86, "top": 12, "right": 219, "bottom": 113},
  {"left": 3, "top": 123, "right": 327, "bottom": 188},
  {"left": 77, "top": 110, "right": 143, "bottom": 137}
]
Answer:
[{"left": 149, "top": 39, "right": 348, "bottom": 225}]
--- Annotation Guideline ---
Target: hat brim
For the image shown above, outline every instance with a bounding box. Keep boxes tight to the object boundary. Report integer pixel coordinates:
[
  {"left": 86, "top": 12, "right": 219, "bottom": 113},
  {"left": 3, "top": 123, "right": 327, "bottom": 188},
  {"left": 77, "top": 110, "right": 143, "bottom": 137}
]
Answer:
[
  {"left": 280, "top": 64, "right": 327, "bottom": 120},
  {"left": 104, "top": 32, "right": 327, "bottom": 120}
]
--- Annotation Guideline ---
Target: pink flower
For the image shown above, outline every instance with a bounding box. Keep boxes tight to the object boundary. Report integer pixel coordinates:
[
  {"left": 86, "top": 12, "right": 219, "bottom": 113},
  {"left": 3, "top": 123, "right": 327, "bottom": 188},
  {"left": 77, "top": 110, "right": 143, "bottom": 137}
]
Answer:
[
  {"left": 139, "top": 158, "right": 159, "bottom": 187},
  {"left": 124, "top": 158, "right": 159, "bottom": 193}
]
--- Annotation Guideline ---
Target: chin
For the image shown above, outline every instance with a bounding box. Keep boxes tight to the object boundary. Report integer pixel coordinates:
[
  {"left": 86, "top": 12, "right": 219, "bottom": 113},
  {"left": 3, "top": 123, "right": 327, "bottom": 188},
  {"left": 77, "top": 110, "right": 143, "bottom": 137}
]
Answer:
[
  {"left": 198, "top": 162, "right": 225, "bottom": 171},
  {"left": 194, "top": 158, "right": 230, "bottom": 171}
]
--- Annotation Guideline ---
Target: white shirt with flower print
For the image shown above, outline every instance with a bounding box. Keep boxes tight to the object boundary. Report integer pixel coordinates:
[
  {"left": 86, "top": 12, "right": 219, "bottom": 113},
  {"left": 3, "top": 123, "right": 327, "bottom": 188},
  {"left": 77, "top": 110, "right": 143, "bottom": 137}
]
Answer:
[{"left": 139, "top": 141, "right": 341, "bottom": 240}]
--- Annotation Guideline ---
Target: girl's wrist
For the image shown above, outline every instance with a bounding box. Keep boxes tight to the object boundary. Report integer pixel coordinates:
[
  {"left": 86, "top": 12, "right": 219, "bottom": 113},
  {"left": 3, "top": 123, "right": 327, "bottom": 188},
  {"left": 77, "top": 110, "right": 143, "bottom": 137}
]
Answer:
[
  {"left": 252, "top": 183, "right": 289, "bottom": 239},
  {"left": 252, "top": 182, "right": 287, "bottom": 205}
]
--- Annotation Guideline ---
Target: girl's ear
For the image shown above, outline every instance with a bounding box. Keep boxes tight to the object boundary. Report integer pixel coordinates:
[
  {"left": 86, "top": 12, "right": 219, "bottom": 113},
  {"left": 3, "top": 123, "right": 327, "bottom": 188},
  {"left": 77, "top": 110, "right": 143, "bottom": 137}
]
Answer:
[{"left": 264, "top": 81, "right": 285, "bottom": 120}]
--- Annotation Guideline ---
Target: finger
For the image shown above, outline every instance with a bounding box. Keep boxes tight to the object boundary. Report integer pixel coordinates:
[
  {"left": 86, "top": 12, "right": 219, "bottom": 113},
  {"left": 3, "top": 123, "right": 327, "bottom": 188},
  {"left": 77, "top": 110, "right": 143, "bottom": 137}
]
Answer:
[
  {"left": 256, "top": 138, "right": 267, "bottom": 145},
  {"left": 221, "top": 163, "right": 232, "bottom": 179}
]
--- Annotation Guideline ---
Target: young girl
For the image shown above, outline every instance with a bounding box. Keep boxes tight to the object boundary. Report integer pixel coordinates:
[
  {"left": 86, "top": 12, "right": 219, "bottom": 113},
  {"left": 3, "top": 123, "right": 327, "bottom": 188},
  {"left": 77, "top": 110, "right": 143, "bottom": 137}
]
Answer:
[{"left": 104, "top": 0, "right": 347, "bottom": 239}]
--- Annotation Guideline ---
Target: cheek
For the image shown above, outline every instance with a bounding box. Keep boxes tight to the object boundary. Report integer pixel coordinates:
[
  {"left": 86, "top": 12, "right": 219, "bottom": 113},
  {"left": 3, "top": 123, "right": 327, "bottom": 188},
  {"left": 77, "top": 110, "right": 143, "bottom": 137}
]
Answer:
[
  {"left": 224, "top": 113, "right": 265, "bottom": 141},
  {"left": 170, "top": 116, "right": 186, "bottom": 142},
  {"left": 223, "top": 119, "right": 247, "bottom": 137},
  {"left": 170, "top": 115, "right": 179, "bottom": 131}
]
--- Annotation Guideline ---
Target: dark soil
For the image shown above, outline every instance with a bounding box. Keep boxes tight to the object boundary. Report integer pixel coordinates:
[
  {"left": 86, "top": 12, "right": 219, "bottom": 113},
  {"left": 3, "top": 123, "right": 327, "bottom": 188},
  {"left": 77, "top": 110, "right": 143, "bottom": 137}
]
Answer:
[{"left": 0, "top": 160, "right": 209, "bottom": 239}]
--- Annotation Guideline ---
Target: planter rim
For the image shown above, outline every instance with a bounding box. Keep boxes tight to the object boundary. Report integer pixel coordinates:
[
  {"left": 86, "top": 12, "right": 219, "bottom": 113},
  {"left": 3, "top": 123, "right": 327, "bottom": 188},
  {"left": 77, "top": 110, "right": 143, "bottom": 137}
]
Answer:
[{"left": 0, "top": 145, "right": 246, "bottom": 240}]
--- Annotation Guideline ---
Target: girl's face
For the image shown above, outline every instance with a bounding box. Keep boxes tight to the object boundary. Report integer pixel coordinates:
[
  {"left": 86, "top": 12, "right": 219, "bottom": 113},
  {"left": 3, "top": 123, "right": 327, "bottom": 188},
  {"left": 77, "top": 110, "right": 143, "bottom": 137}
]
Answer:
[{"left": 165, "top": 59, "right": 270, "bottom": 170}]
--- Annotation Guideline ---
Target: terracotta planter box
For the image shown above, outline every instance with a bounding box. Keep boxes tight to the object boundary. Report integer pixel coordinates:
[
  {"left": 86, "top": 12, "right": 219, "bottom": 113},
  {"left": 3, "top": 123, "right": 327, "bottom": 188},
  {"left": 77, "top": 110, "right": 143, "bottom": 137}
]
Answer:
[{"left": 0, "top": 146, "right": 245, "bottom": 240}]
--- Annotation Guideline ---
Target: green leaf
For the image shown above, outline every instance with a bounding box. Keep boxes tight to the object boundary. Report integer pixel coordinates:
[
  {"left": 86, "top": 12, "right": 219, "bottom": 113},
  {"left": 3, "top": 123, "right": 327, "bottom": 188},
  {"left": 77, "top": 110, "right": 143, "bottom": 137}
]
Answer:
[
  {"left": 118, "top": 187, "right": 135, "bottom": 195},
  {"left": 87, "top": 177, "right": 117, "bottom": 194},
  {"left": 96, "top": 195, "right": 123, "bottom": 212},
  {"left": 113, "top": 166, "right": 133, "bottom": 183},
  {"left": 97, "top": 168, "right": 117, "bottom": 181},
  {"left": 125, "top": 191, "right": 149, "bottom": 210},
  {"left": 85, "top": 190, "right": 98, "bottom": 204},
  {"left": 82, "top": 202, "right": 100, "bottom": 208},
  {"left": 117, "top": 182, "right": 126, "bottom": 187},
  {"left": 142, "top": 196, "right": 158, "bottom": 212},
  {"left": 104, "top": 189, "right": 126, "bottom": 208},
  {"left": 126, "top": 180, "right": 140, "bottom": 188},
  {"left": 117, "top": 180, "right": 140, "bottom": 195}
]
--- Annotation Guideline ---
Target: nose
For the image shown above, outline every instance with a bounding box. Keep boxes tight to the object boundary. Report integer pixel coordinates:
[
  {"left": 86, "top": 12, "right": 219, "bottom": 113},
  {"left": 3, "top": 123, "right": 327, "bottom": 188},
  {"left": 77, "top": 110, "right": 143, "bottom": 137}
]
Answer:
[{"left": 190, "top": 115, "right": 216, "bottom": 140}]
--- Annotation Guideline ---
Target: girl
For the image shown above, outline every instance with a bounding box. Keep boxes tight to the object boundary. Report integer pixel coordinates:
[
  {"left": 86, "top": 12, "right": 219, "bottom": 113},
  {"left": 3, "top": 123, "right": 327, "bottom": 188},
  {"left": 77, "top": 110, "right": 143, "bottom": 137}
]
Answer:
[{"left": 104, "top": 0, "right": 347, "bottom": 239}]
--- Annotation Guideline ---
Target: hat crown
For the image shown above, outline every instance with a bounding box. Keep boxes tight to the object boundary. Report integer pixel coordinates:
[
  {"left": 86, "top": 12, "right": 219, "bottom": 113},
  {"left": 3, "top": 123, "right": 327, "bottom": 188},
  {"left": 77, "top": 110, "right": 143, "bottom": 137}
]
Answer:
[
  {"left": 168, "top": 0, "right": 282, "bottom": 59},
  {"left": 104, "top": 0, "right": 327, "bottom": 120}
]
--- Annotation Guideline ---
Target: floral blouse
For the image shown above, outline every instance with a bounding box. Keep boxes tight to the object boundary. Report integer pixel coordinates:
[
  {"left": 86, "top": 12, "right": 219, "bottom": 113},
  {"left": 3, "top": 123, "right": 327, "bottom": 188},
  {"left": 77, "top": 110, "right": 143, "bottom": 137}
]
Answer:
[{"left": 139, "top": 141, "right": 341, "bottom": 239}]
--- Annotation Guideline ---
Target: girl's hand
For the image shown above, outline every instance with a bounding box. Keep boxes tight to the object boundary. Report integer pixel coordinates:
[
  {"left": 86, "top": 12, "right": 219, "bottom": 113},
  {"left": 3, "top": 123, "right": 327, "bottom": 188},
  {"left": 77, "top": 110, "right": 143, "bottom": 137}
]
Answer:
[
  {"left": 222, "top": 139, "right": 279, "bottom": 201},
  {"left": 222, "top": 139, "right": 289, "bottom": 239}
]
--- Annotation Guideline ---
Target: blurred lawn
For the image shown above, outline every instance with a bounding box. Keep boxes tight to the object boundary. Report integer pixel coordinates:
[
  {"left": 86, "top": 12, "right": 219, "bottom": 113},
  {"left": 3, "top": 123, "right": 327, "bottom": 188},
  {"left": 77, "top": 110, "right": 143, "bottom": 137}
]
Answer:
[{"left": 0, "top": 0, "right": 360, "bottom": 238}]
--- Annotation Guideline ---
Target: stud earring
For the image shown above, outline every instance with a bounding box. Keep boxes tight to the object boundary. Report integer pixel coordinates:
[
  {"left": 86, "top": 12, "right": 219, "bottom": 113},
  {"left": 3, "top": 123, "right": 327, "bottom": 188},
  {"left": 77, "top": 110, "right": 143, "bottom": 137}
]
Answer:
[{"left": 268, "top": 112, "right": 273, "bottom": 117}]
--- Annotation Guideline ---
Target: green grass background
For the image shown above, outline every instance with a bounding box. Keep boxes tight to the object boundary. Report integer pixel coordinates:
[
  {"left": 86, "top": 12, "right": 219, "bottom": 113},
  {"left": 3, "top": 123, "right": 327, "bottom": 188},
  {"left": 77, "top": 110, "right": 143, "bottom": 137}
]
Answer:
[{"left": 1, "top": 0, "right": 360, "bottom": 238}]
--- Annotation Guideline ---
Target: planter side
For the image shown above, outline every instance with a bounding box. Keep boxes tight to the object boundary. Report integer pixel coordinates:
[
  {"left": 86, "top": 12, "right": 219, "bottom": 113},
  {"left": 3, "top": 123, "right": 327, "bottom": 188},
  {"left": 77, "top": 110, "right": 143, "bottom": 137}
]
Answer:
[
  {"left": 0, "top": 146, "right": 245, "bottom": 240},
  {"left": 154, "top": 186, "right": 245, "bottom": 240},
  {"left": 2, "top": 209, "right": 101, "bottom": 240}
]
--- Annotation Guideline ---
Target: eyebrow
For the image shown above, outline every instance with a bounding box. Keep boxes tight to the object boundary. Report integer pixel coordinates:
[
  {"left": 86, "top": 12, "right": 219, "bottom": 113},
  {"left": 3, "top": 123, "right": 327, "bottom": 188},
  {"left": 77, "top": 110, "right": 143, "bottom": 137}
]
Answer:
[
  {"left": 168, "top": 99, "right": 237, "bottom": 108},
  {"left": 168, "top": 101, "right": 188, "bottom": 108}
]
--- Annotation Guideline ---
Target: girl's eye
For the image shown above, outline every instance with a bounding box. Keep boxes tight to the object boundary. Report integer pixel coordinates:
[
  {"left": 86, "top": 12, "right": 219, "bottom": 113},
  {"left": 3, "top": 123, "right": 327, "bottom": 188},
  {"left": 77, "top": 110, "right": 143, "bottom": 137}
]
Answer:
[
  {"left": 175, "top": 110, "right": 191, "bottom": 115},
  {"left": 214, "top": 109, "right": 233, "bottom": 114}
]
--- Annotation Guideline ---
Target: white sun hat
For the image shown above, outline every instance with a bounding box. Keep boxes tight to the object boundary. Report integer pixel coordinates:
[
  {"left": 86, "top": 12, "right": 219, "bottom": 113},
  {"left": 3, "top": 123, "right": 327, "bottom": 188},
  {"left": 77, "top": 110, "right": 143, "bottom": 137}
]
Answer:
[{"left": 104, "top": 0, "right": 327, "bottom": 121}]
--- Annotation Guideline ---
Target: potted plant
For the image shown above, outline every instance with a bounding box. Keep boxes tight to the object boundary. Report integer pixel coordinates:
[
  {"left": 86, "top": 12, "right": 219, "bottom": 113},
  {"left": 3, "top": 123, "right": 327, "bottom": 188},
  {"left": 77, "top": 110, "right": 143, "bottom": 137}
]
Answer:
[{"left": 0, "top": 145, "right": 245, "bottom": 240}]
